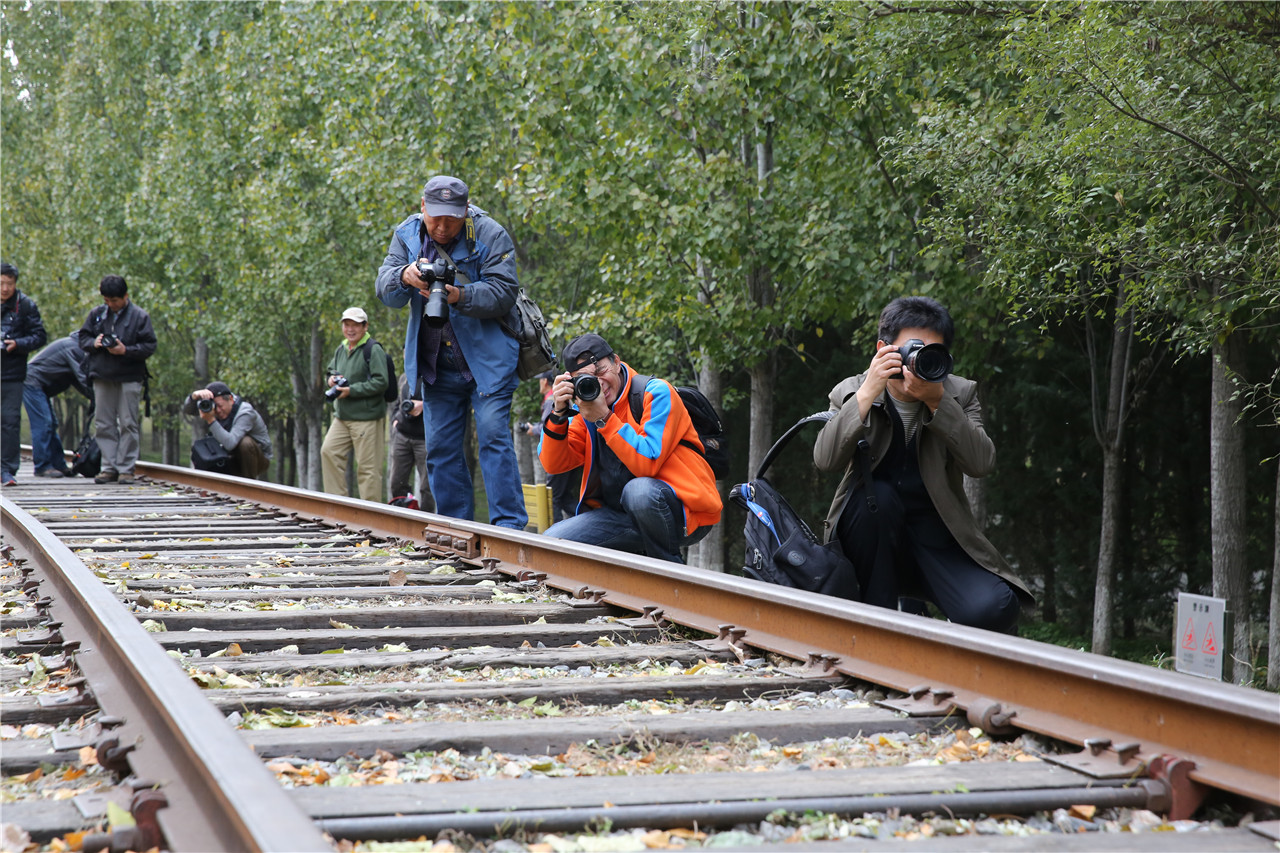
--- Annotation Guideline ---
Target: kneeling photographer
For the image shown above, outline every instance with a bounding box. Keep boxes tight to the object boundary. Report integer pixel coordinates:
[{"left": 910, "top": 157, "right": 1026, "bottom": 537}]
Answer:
[
  {"left": 538, "top": 334, "right": 721, "bottom": 564},
  {"left": 183, "top": 381, "right": 272, "bottom": 479},
  {"left": 812, "top": 296, "right": 1034, "bottom": 632}
]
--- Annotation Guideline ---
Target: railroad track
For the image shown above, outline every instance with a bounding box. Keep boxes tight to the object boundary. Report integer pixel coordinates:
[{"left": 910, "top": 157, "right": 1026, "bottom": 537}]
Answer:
[{"left": 2, "top": 462, "right": 1278, "bottom": 852}]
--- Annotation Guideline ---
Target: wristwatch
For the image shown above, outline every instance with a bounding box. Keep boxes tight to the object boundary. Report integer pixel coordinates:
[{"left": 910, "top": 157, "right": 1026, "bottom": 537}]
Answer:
[{"left": 593, "top": 414, "right": 610, "bottom": 429}]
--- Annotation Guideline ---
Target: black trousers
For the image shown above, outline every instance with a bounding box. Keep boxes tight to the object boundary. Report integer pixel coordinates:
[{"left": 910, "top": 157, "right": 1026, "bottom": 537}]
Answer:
[{"left": 837, "top": 478, "right": 1019, "bottom": 632}]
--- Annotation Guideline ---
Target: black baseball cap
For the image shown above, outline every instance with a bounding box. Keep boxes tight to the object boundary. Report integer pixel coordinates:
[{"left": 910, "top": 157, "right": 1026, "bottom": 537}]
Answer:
[
  {"left": 205, "top": 381, "right": 233, "bottom": 398},
  {"left": 422, "top": 176, "right": 469, "bottom": 218},
  {"left": 562, "top": 334, "right": 615, "bottom": 372}
]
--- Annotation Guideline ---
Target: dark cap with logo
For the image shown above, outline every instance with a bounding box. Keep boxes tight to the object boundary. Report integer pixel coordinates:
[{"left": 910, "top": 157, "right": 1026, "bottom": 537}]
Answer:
[
  {"left": 422, "top": 176, "right": 469, "bottom": 218},
  {"left": 562, "top": 334, "right": 615, "bottom": 372},
  {"left": 205, "top": 381, "right": 233, "bottom": 398}
]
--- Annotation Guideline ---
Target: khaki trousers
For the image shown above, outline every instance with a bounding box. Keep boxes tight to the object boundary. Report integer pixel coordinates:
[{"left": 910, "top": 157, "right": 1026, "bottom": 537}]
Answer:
[{"left": 321, "top": 417, "right": 386, "bottom": 502}]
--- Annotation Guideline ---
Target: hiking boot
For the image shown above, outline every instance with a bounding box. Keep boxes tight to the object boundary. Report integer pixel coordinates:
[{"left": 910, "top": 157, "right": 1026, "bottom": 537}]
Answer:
[
  {"left": 94, "top": 471, "right": 118, "bottom": 484},
  {"left": 117, "top": 474, "right": 137, "bottom": 485}
]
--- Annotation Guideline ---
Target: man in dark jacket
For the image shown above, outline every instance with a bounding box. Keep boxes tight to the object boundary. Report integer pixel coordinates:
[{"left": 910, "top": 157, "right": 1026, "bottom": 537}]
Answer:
[
  {"left": 2, "top": 261, "right": 48, "bottom": 485},
  {"left": 77, "top": 275, "right": 157, "bottom": 485},
  {"left": 813, "top": 296, "right": 1034, "bottom": 632},
  {"left": 182, "top": 381, "right": 272, "bottom": 479},
  {"left": 23, "top": 333, "right": 92, "bottom": 478}
]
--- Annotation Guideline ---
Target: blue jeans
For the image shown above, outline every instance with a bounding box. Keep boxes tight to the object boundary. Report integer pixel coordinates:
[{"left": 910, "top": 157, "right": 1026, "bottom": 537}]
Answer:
[
  {"left": 544, "top": 477, "right": 710, "bottom": 564},
  {"left": 23, "top": 384, "right": 69, "bottom": 473},
  {"left": 423, "top": 347, "right": 527, "bottom": 530}
]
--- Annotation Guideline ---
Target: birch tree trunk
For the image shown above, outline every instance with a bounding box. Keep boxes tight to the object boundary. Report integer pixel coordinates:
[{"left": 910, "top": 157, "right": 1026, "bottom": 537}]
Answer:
[
  {"left": 693, "top": 352, "right": 726, "bottom": 572},
  {"left": 1210, "top": 328, "right": 1251, "bottom": 684},
  {"left": 1091, "top": 299, "right": 1133, "bottom": 657}
]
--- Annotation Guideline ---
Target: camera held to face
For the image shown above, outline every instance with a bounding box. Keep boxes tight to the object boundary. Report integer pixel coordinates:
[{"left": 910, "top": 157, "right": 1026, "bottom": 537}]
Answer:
[
  {"left": 415, "top": 258, "right": 455, "bottom": 329},
  {"left": 100, "top": 333, "right": 119, "bottom": 349},
  {"left": 572, "top": 373, "right": 601, "bottom": 402},
  {"left": 325, "top": 376, "right": 349, "bottom": 401},
  {"left": 895, "top": 339, "right": 953, "bottom": 383},
  {"left": 196, "top": 398, "right": 215, "bottom": 413}
]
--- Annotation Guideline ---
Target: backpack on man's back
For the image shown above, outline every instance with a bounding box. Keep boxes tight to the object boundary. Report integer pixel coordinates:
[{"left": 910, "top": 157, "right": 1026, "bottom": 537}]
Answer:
[
  {"left": 627, "top": 373, "right": 729, "bottom": 479},
  {"left": 355, "top": 339, "right": 398, "bottom": 403}
]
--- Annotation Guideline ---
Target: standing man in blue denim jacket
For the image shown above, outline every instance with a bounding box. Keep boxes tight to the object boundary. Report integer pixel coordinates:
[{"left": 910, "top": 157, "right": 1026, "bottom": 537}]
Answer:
[{"left": 375, "top": 176, "right": 527, "bottom": 530}]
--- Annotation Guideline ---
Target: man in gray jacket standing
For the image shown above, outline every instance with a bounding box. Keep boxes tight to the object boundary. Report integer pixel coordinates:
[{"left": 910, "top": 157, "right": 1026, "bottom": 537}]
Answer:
[{"left": 182, "top": 381, "right": 272, "bottom": 479}]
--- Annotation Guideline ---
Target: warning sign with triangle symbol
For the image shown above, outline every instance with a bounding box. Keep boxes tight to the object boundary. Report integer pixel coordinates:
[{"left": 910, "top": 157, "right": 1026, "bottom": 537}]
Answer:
[
  {"left": 1201, "top": 621, "right": 1218, "bottom": 656},
  {"left": 1181, "top": 618, "right": 1197, "bottom": 650}
]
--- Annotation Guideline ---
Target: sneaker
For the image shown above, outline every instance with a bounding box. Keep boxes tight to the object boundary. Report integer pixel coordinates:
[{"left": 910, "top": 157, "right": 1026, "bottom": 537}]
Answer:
[
  {"left": 35, "top": 468, "right": 65, "bottom": 479},
  {"left": 1, "top": 473, "right": 15, "bottom": 487},
  {"left": 94, "top": 471, "right": 118, "bottom": 484}
]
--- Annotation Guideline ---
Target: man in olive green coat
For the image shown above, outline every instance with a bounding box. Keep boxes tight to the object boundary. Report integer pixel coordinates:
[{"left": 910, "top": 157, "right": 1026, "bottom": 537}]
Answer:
[
  {"left": 814, "top": 296, "right": 1034, "bottom": 632},
  {"left": 321, "top": 307, "right": 390, "bottom": 501}
]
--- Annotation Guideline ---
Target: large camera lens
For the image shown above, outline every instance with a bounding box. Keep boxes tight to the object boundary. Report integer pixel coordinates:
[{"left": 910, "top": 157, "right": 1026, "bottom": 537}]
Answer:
[
  {"left": 898, "top": 339, "right": 953, "bottom": 383},
  {"left": 400, "top": 399, "right": 416, "bottom": 416},
  {"left": 572, "top": 373, "right": 601, "bottom": 402},
  {"left": 196, "top": 398, "right": 214, "bottom": 413},
  {"left": 417, "top": 259, "right": 453, "bottom": 329},
  {"left": 100, "top": 333, "right": 118, "bottom": 348}
]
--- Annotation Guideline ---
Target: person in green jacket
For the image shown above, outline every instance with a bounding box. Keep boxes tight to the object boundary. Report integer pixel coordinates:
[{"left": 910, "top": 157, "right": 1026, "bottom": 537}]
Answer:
[{"left": 321, "top": 306, "right": 390, "bottom": 501}]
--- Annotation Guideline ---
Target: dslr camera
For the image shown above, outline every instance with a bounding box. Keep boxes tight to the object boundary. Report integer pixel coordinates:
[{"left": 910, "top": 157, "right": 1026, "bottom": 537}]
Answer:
[
  {"left": 572, "top": 374, "right": 601, "bottom": 402},
  {"left": 400, "top": 399, "right": 417, "bottom": 416},
  {"left": 415, "top": 258, "right": 455, "bottom": 329},
  {"left": 517, "top": 421, "right": 535, "bottom": 435},
  {"left": 896, "top": 339, "right": 953, "bottom": 383},
  {"left": 100, "top": 333, "right": 119, "bottom": 349},
  {"left": 325, "top": 376, "right": 349, "bottom": 401},
  {"left": 196, "top": 398, "right": 215, "bottom": 413}
]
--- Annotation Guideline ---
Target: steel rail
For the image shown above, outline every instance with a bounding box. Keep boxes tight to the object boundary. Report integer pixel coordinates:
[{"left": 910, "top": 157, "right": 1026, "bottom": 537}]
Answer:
[
  {"left": 0, "top": 496, "right": 330, "bottom": 853},
  {"left": 318, "top": 781, "right": 1160, "bottom": 840},
  {"left": 135, "top": 463, "right": 1280, "bottom": 806}
]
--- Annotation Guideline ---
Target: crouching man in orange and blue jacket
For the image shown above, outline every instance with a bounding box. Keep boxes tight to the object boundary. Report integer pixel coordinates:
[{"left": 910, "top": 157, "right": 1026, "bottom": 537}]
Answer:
[{"left": 538, "top": 334, "right": 721, "bottom": 564}]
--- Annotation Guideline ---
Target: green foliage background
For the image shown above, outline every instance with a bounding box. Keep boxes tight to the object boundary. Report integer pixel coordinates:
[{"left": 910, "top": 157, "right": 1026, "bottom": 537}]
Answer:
[{"left": 2, "top": 1, "right": 1276, "bottom": 664}]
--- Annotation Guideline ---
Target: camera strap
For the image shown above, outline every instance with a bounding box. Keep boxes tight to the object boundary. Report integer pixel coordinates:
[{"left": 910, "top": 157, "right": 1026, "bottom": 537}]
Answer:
[{"left": 432, "top": 242, "right": 472, "bottom": 285}]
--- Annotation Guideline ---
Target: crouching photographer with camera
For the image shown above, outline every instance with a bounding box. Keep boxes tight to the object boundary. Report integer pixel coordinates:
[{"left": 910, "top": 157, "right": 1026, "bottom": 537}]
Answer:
[
  {"left": 813, "top": 296, "right": 1034, "bottom": 632},
  {"left": 538, "top": 334, "right": 721, "bottom": 564},
  {"left": 183, "top": 381, "right": 272, "bottom": 479}
]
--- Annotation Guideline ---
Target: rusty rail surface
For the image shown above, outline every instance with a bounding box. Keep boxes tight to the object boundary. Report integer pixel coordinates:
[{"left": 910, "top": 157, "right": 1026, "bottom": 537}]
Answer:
[
  {"left": 134, "top": 461, "right": 1280, "bottom": 809},
  {"left": 1, "top": 496, "right": 330, "bottom": 853},
  {"left": 137, "top": 458, "right": 1280, "bottom": 804}
]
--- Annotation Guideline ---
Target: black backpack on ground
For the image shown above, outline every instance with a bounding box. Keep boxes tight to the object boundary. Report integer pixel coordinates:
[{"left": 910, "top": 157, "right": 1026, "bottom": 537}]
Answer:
[
  {"left": 190, "top": 435, "right": 231, "bottom": 473},
  {"left": 628, "top": 373, "right": 729, "bottom": 479},
  {"left": 728, "top": 411, "right": 858, "bottom": 600},
  {"left": 357, "top": 339, "right": 398, "bottom": 403},
  {"left": 69, "top": 413, "right": 101, "bottom": 478}
]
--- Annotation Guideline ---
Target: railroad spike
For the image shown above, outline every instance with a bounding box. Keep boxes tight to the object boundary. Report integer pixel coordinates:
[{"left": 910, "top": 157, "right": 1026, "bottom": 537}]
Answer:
[{"left": 95, "top": 735, "right": 137, "bottom": 775}]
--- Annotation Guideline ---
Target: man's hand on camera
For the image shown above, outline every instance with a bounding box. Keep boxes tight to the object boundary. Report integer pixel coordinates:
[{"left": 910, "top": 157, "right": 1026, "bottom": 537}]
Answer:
[
  {"left": 857, "top": 344, "right": 901, "bottom": 413},
  {"left": 576, "top": 394, "right": 610, "bottom": 424},
  {"left": 549, "top": 373, "right": 575, "bottom": 420},
  {"left": 900, "top": 367, "right": 945, "bottom": 412}
]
